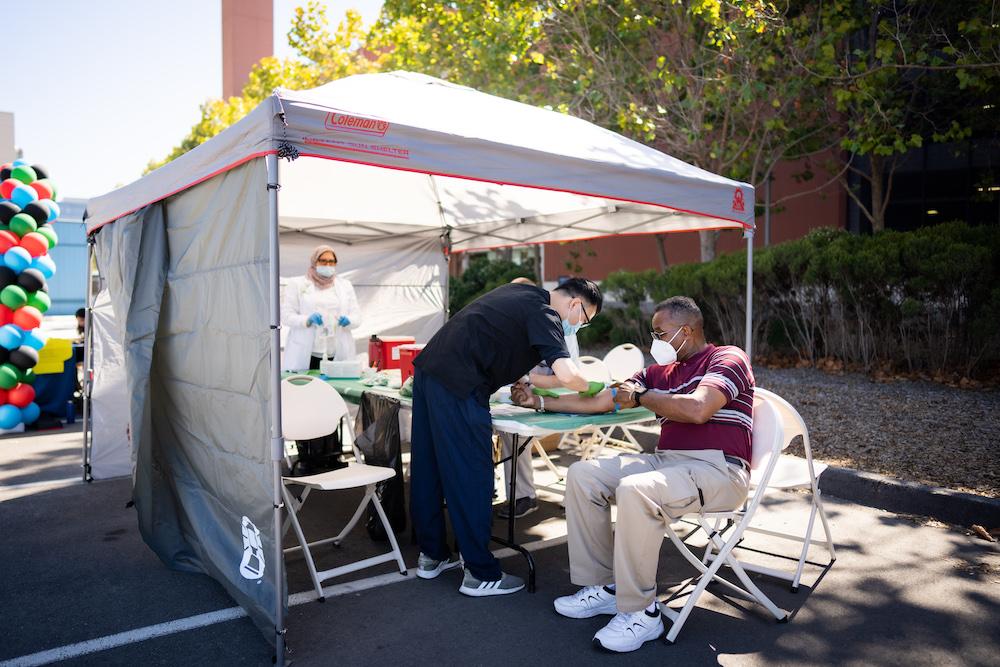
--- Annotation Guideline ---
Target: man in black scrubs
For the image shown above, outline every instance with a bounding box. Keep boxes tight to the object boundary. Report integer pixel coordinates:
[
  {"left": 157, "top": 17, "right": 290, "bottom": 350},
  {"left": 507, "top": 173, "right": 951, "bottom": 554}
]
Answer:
[{"left": 411, "top": 277, "right": 602, "bottom": 596}]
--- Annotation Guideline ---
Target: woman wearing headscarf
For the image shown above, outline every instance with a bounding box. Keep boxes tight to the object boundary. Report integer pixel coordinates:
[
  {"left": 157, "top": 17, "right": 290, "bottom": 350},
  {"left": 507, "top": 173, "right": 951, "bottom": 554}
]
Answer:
[{"left": 281, "top": 245, "right": 362, "bottom": 372}]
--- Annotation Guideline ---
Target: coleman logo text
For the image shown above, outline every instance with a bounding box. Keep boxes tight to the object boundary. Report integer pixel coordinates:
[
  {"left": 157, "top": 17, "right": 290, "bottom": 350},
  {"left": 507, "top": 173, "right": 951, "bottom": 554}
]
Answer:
[{"left": 325, "top": 113, "right": 390, "bottom": 137}]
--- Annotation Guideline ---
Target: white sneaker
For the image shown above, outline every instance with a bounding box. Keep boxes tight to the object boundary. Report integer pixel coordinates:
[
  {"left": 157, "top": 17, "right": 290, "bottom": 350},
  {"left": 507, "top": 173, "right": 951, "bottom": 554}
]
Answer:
[
  {"left": 458, "top": 570, "right": 525, "bottom": 597},
  {"left": 592, "top": 608, "right": 664, "bottom": 653},
  {"left": 553, "top": 585, "right": 618, "bottom": 619},
  {"left": 416, "top": 553, "right": 462, "bottom": 580}
]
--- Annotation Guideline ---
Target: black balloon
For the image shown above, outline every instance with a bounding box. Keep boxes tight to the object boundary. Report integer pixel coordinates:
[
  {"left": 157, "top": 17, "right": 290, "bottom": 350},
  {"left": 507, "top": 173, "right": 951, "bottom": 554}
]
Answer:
[
  {"left": 31, "top": 165, "right": 49, "bottom": 180},
  {"left": 0, "top": 267, "right": 15, "bottom": 288},
  {"left": 22, "top": 201, "right": 49, "bottom": 226},
  {"left": 9, "top": 345, "right": 39, "bottom": 371},
  {"left": 17, "top": 268, "right": 46, "bottom": 293},
  {"left": 0, "top": 167, "right": 10, "bottom": 180},
  {"left": 0, "top": 347, "right": 7, "bottom": 364},
  {"left": 0, "top": 201, "right": 19, "bottom": 225}
]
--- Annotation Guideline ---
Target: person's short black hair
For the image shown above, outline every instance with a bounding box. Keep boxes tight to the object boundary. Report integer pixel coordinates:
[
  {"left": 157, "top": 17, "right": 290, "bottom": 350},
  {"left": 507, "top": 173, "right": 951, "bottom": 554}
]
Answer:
[
  {"left": 555, "top": 277, "right": 603, "bottom": 314},
  {"left": 654, "top": 296, "right": 703, "bottom": 328},
  {"left": 76, "top": 308, "right": 86, "bottom": 319}
]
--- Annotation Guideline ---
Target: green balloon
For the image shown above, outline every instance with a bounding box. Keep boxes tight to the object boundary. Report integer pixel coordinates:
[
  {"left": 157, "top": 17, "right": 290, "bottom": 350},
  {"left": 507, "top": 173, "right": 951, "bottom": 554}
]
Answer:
[
  {"left": 9, "top": 213, "right": 37, "bottom": 238},
  {"left": 21, "top": 368, "right": 35, "bottom": 385},
  {"left": 11, "top": 165, "right": 36, "bottom": 184},
  {"left": 0, "top": 285, "right": 27, "bottom": 309},
  {"left": 36, "top": 225, "right": 58, "bottom": 249},
  {"left": 0, "top": 364, "right": 18, "bottom": 389},
  {"left": 27, "top": 290, "right": 50, "bottom": 313}
]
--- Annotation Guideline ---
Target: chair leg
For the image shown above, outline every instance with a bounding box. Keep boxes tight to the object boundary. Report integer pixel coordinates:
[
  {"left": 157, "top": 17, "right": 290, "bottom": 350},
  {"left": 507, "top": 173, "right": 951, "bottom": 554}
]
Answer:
[
  {"left": 533, "top": 441, "right": 564, "bottom": 481},
  {"left": 281, "top": 485, "right": 325, "bottom": 600},
  {"left": 330, "top": 486, "right": 376, "bottom": 545},
  {"left": 814, "top": 488, "right": 837, "bottom": 562},
  {"left": 791, "top": 503, "right": 819, "bottom": 592},
  {"left": 369, "top": 493, "right": 408, "bottom": 575},
  {"left": 700, "top": 521, "right": 784, "bottom": 620}
]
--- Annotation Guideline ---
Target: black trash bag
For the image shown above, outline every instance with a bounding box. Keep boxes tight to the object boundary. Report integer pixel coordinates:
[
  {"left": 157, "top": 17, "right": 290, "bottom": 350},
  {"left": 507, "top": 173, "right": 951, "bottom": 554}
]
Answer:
[
  {"left": 289, "top": 422, "right": 346, "bottom": 476},
  {"left": 354, "top": 392, "right": 406, "bottom": 540}
]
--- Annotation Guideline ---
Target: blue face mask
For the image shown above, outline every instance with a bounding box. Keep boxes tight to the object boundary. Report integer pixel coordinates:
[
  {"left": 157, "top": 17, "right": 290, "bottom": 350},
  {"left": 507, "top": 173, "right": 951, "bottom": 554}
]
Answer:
[{"left": 561, "top": 301, "right": 585, "bottom": 337}]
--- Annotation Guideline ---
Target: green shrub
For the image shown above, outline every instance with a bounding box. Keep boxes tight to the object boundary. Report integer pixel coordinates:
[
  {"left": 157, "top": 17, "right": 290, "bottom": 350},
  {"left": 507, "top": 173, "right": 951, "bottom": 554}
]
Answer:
[{"left": 449, "top": 256, "right": 535, "bottom": 315}]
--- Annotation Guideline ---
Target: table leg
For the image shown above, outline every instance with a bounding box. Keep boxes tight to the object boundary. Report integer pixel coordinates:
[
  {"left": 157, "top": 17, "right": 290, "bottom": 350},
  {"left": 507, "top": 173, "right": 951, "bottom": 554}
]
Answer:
[{"left": 490, "top": 434, "right": 536, "bottom": 592}]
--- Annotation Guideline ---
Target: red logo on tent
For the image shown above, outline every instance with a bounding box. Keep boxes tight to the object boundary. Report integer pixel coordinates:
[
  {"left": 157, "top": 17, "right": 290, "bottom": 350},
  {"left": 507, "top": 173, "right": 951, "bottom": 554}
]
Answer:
[
  {"left": 325, "top": 113, "right": 390, "bottom": 137},
  {"left": 732, "top": 188, "right": 745, "bottom": 213}
]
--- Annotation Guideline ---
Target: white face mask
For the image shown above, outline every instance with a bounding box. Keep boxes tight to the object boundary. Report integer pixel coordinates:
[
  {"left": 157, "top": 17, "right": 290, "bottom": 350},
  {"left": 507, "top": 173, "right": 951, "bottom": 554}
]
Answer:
[
  {"left": 650, "top": 327, "right": 686, "bottom": 366},
  {"left": 316, "top": 266, "right": 336, "bottom": 278}
]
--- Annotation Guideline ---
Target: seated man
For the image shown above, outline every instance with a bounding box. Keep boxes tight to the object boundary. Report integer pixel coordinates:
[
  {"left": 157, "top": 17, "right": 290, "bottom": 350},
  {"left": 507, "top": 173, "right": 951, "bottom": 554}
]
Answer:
[{"left": 511, "top": 296, "right": 753, "bottom": 653}]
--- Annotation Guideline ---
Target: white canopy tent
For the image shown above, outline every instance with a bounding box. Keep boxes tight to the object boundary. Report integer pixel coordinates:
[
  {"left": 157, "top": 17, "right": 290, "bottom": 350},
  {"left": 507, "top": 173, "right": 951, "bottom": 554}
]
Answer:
[{"left": 81, "top": 71, "right": 755, "bottom": 661}]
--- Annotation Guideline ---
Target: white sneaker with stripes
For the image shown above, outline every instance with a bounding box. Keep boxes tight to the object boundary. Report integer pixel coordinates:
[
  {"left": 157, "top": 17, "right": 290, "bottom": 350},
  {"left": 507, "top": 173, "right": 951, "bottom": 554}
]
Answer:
[
  {"left": 458, "top": 569, "right": 525, "bottom": 597},
  {"left": 592, "top": 607, "right": 664, "bottom": 653}
]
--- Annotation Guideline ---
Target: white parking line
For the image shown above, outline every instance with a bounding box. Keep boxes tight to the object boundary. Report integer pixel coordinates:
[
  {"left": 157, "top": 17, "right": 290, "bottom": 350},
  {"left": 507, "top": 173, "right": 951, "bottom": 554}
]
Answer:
[
  {"left": 1, "top": 533, "right": 567, "bottom": 666},
  {"left": 0, "top": 571, "right": 416, "bottom": 667}
]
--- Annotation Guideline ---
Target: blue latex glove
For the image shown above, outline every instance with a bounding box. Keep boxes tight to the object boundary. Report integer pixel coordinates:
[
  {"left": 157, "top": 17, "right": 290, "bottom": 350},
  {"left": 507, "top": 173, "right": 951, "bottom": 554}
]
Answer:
[
  {"left": 337, "top": 315, "right": 351, "bottom": 327},
  {"left": 306, "top": 313, "right": 323, "bottom": 327}
]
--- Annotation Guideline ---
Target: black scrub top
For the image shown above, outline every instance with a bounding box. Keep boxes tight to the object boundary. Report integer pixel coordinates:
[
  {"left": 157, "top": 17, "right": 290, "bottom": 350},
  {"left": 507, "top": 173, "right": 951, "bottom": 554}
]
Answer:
[{"left": 414, "top": 283, "right": 569, "bottom": 405}]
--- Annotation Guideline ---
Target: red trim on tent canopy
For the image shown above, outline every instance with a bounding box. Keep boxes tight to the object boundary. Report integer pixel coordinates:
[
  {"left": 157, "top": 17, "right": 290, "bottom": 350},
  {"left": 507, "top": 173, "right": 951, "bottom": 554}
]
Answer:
[
  {"left": 86, "top": 150, "right": 279, "bottom": 235},
  {"left": 87, "top": 149, "right": 754, "bottom": 235}
]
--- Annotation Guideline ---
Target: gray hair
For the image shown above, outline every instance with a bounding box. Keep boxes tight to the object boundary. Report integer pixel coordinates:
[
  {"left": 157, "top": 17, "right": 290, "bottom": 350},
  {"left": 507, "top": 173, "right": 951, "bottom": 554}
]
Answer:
[{"left": 654, "top": 296, "right": 704, "bottom": 328}]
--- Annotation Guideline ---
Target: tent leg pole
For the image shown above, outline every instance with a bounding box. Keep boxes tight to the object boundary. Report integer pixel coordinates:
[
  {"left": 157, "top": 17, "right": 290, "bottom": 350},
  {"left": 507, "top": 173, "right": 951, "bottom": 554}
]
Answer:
[
  {"left": 744, "top": 229, "right": 754, "bottom": 359},
  {"left": 81, "top": 237, "right": 95, "bottom": 482},
  {"left": 266, "top": 154, "right": 286, "bottom": 665}
]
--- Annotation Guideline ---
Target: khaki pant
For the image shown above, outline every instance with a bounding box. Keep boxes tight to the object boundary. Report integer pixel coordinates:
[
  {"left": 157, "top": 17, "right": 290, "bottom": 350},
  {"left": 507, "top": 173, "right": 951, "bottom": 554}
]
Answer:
[{"left": 564, "top": 450, "right": 750, "bottom": 612}]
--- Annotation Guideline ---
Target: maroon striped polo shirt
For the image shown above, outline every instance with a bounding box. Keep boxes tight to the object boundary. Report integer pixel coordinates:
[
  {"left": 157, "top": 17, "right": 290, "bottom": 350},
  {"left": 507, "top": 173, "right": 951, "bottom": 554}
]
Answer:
[{"left": 630, "top": 343, "right": 754, "bottom": 463}]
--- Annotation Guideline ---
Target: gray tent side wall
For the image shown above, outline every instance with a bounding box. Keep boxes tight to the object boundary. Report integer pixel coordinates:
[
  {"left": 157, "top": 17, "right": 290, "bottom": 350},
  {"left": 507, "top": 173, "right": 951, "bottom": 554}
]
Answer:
[{"left": 93, "top": 158, "right": 282, "bottom": 641}]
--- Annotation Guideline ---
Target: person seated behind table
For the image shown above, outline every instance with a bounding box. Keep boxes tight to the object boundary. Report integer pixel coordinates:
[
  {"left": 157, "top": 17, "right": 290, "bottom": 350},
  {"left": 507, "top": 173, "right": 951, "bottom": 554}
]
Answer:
[
  {"left": 411, "top": 277, "right": 602, "bottom": 597},
  {"left": 510, "top": 296, "right": 754, "bottom": 653},
  {"left": 498, "top": 276, "right": 580, "bottom": 519},
  {"left": 281, "top": 245, "right": 361, "bottom": 372}
]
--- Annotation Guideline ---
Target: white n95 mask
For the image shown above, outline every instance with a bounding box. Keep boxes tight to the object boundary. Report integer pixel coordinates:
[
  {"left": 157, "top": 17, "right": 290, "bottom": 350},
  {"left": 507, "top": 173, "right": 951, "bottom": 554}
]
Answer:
[{"left": 650, "top": 328, "right": 685, "bottom": 366}]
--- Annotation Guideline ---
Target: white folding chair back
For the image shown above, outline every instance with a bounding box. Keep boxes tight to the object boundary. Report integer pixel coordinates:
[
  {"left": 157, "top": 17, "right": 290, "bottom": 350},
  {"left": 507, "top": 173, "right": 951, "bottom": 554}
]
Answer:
[
  {"left": 577, "top": 355, "right": 612, "bottom": 383},
  {"left": 661, "top": 397, "right": 787, "bottom": 644},
  {"left": 602, "top": 344, "right": 645, "bottom": 382},
  {"left": 706, "top": 387, "right": 836, "bottom": 592},
  {"left": 280, "top": 376, "right": 407, "bottom": 599}
]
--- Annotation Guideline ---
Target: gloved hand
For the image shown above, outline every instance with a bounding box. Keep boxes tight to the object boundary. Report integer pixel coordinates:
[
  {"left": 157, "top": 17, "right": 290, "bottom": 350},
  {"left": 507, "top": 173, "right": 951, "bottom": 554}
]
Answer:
[
  {"left": 337, "top": 315, "right": 351, "bottom": 327},
  {"left": 578, "top": 381, "right": 606, "bottom": 397},
  {"left": 306, "top": 313, "right": 323, "bottom": 327}
]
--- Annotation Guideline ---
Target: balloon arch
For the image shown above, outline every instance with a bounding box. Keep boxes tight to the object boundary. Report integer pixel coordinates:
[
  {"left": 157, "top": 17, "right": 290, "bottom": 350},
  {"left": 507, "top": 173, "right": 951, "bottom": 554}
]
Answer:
[{"left": 0, "top": 159, "right": 60, "bottom": 430}]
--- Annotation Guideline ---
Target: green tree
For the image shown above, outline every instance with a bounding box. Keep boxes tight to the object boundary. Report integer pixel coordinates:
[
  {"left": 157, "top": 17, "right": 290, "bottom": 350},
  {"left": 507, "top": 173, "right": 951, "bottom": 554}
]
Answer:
[{"left": 805, "top": 1, "right": 1000, "bottom": 232}]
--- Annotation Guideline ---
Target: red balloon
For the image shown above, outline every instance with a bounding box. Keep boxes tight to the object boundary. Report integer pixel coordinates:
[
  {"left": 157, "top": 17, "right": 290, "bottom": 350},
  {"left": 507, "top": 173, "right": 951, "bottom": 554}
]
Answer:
[
  {"left": 12, "top": 306, "right": 42, "bottom": 330},
  {"left": 0, "top": 178, "right": 19, "bottom": 199},
  {"left": 0, "top": 230, "right": 18, "bottom": 253},
  {"left": 20, "top": 232, "right": 48, "bottom": 257},
  {"left": 8, "top": 383, "right": 35, "bottom": 408},
  {"left": 0, "top": 306, "right": 11, "bottom": 326},
  {"left": 0, "top": 388, "right": 7, "bottom": 404},
  {"left": 29, "top": 181, "right": 53, "bottom": 201}
]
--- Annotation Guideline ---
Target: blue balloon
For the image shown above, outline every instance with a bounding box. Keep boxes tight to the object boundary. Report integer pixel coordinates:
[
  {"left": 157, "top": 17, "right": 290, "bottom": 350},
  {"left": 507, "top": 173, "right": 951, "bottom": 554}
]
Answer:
[
  {"left": 10, "top": 184, "right": 38, "bottom": 208},
  {"left": 4, "top": 247, "right": 31, "bottom": 273},
  {"left": 22, "top": 329, "right": 46, "bottom": 350},
  {"left": 39, "top": 199, "right": 60, "bottom": 222},
  {"left": 0, "top": 404, "right": 21, "bottom": 429},
  {"left": 31, "top": 254, "right": 56, "bottom": 279},
  {"left": 11, "top": 159, "right": 28, "bottom": 167},
  {"left": 20, "top": 402, "right": 40, "bottom": 424},
  {"left": 0, "top": 324, "right": 23, "bottom": 350}
]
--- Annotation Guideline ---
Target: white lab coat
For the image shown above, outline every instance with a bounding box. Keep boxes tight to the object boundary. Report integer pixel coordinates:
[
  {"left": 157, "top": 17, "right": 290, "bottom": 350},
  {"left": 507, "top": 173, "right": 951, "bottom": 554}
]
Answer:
[{"left": 281, "top": 275, "right": 362, "bottom": 371}]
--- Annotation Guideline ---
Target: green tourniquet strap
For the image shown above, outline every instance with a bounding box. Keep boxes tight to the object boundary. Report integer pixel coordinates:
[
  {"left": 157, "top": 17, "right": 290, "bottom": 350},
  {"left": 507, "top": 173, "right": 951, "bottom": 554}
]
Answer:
[
  {"left": 578, "top": 380, "right": 605, "bottom": 397},
  {"left": 531, "top": 387, "right": 561, "bottom": 398}
]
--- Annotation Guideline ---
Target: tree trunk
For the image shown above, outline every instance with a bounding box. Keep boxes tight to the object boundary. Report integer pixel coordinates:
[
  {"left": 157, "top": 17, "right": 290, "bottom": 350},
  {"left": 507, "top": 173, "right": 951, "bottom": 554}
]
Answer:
[
  {"left": 656, "top": 234, "right": 669, "bottom": 271},
  {"left": 699, "top": 229, "right": 719, "bottom": 262},
  {"left": 869, "top": 155, "right": 886, "bottom": 232}
]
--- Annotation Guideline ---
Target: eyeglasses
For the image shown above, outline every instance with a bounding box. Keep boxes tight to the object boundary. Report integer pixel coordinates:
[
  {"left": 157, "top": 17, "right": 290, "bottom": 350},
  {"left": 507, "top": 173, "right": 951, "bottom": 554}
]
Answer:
[
  {"left": 650, "top": 327, "right": 684, "bottom": 341},
  {"left": 316, "top": 259, "right": 337, "bottom": 266},
  {"left": 577, "top": 301, "right": 592, "bottom": 329}
]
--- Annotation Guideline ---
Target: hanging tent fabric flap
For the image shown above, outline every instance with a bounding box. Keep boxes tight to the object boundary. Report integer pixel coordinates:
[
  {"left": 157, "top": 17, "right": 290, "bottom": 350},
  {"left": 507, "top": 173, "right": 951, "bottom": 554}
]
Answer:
[
  {"left": 88, "top": 288, "right": 131, "bottom": 479},
  {"left": 92, "top": 162, "right": 281, "bottom": 641}
]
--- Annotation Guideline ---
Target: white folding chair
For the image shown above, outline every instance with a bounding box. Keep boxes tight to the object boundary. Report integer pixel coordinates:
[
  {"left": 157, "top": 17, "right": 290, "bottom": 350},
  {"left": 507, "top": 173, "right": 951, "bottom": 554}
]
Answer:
[
  {"left": 602, "top": 343, "right": 645, "bottom": 382},
  {"left": 555, "top": 356, "right": 612, "bottom": 455},
  {"left": 660, "top": 397, "right": 788, "bottom": 644},
  {"left": 702, "top": 387, "right": 836, "bottom": 591},
  {"left": 280, "top": 375, "right": 408, "bottom": 600}
]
